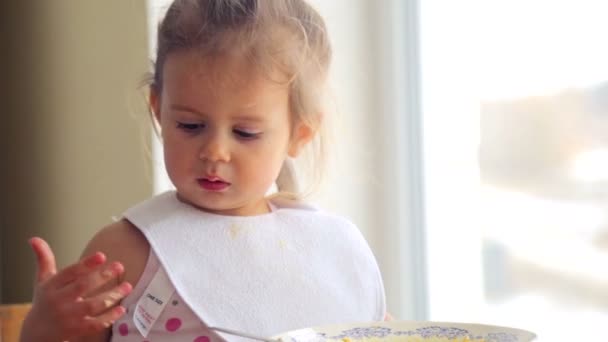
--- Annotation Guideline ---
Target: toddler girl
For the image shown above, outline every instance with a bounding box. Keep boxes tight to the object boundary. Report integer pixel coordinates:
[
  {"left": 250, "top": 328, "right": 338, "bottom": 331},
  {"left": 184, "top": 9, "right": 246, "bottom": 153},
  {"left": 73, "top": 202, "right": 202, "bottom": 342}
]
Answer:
[{"left": 21, "top": 1, "right": 387, "bottom": 341}]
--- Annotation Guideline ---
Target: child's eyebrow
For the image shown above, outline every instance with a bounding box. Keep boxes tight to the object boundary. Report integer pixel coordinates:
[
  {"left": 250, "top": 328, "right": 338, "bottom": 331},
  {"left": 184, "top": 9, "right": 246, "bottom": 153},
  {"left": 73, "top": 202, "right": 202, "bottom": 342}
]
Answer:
[
  {"left": 170, "top": 103, "right": 266, "bottom": 123},
  {"left": 232, "top": 115, "right": 266, "bottom": 123},
  {"left": 170, "top": 104, "right": 205, "bottom": 116}
]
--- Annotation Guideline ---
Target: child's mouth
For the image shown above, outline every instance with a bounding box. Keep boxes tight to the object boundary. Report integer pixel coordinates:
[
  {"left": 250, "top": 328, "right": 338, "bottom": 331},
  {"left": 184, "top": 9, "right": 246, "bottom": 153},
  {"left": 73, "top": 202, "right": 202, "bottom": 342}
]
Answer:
[{"left": 198, "top": 178, "right": 230, "bottom": 192}]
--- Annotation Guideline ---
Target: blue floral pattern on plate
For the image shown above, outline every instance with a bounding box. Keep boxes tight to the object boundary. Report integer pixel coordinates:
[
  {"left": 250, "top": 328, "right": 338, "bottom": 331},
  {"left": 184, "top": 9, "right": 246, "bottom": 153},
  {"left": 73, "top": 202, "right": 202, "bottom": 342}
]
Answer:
[{"left": 275, "top": 322, "right": 535, "bottom": 342}]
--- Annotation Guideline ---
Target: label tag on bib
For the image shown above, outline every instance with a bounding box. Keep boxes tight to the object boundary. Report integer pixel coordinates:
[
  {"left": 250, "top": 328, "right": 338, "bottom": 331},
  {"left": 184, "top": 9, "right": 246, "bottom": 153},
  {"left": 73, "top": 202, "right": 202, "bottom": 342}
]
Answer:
[{"left": 133, "top": 267, "right": 175, "bottom": 337}]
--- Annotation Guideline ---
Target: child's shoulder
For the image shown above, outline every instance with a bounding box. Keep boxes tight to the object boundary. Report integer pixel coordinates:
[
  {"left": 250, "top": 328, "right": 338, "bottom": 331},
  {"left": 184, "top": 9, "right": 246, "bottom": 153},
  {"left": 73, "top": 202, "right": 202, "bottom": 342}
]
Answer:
[{"left": 82, "top": 219, "right": 150, "bottom": 286}]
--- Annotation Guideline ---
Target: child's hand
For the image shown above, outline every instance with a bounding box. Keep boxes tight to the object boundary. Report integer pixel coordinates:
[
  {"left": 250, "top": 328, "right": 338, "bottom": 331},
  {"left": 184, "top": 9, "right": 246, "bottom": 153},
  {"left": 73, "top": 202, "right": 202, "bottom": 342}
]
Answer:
[{"left": 20, "top": 237, "right": 132, "bottom": 342}]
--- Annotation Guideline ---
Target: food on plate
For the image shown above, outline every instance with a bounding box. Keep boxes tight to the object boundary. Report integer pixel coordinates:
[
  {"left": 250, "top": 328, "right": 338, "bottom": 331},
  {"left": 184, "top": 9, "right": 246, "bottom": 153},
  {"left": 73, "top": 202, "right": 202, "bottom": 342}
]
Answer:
[{"left": 339, "top": 337, "right": 485, "bottom": 342}]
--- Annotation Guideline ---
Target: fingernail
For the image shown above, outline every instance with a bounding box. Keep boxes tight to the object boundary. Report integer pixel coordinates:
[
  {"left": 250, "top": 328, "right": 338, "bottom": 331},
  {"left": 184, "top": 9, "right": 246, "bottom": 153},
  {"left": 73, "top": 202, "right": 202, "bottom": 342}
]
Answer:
[
  {"left": 120, "top": 282, "right": 133, "bottom": 294},
  {"left": 28, "top": 237, "right": 41, "bottom": 248},
  {"left": 102, "top": 263, "right": 124, "bottom": 278},
  {"left": 116, "top": 306, "right": 126, "bottom": 315},
  {"left": 101, "top": 269, "right": 115, "bottom": 278},
  {"left": 112, "top": 262, "right": 125, "bottom": 273},
  {"left": 103, "top": 262, "right": 123, "bottom": 276},
  {"left": 84, "top": 252, "right": 105, "bottom": 267}
]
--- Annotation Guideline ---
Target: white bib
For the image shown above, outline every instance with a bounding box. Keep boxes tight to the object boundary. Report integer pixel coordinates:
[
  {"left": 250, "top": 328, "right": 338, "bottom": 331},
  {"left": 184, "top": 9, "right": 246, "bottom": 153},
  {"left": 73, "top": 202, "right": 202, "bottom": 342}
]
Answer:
[{"left": 123, "top": 191, "right": 385, "bottom": 339}]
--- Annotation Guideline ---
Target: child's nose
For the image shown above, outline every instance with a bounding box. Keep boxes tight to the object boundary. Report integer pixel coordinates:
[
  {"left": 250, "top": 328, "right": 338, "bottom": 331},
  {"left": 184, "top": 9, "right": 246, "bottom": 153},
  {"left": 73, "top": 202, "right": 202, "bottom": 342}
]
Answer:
[{"left": 199, "top": 135, "right": 231, "bottom": 163}]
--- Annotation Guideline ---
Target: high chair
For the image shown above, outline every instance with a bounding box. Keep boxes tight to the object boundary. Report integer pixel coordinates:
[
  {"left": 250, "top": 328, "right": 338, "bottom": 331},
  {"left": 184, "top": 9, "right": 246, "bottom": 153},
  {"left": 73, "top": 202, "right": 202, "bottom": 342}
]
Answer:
[{"left": 0, "top": 303, "right": 31, "bottom": 342}]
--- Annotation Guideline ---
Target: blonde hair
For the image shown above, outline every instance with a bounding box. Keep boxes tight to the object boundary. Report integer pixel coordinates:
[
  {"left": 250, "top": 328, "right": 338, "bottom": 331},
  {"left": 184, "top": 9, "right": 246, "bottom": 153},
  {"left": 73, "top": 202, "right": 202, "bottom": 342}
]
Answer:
[{"left": 148, "top": 0, "right": 332, "bottom": 199}]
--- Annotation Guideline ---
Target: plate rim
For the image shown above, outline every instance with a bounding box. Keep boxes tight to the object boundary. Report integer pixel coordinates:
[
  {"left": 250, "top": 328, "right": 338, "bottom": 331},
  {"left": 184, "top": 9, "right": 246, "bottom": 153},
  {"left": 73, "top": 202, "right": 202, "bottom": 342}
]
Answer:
[{"left": 272, "top": 320, "right": 537, "bottom": 341}]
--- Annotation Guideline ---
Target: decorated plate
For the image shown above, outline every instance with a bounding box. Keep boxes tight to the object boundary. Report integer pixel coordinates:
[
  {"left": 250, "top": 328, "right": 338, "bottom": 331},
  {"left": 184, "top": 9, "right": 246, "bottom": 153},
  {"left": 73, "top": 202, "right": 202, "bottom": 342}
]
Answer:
[{"left": 273, "top": 321, "right": 536, "bottom": 342}]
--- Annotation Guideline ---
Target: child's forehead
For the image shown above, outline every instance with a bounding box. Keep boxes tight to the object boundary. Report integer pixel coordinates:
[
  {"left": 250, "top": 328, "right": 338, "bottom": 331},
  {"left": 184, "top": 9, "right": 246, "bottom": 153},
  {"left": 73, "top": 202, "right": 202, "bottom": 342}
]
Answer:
[
  {"left": 163, "top": 50, "right": 288, "bottom": 90},
  {"left": 161, "top": 50, "right": 290, "bottom": 111}
]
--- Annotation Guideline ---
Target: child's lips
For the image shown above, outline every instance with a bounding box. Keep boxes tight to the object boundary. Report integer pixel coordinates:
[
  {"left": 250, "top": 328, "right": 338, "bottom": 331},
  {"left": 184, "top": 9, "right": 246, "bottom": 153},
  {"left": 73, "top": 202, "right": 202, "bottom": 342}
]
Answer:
[
  {"left": 197, "top": 177, "right": 230, "bottom": 191},
  {"left": 204, "top": 175, "right": 224, "bottom": 182}
]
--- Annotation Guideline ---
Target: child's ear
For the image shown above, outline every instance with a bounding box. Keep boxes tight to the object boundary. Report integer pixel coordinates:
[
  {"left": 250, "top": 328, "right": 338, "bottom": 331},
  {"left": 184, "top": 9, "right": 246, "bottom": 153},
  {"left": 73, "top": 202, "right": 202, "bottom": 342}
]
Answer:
[
  {"left": 149, "top": 87, "right": 161, "bottom": 123},
  {"left": 288, "top": 122, "right": 315, "bottom": 157}
]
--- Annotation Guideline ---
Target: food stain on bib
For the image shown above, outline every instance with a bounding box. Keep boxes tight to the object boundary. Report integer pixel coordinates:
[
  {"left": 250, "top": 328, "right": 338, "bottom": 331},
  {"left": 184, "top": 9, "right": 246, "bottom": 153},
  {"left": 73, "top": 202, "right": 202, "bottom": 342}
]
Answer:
[
  {"left": 229, "top": 223, "right": 244, "bottom": 239},
  {"left": 278, "top": 239, "right": 297, "bottom": 252}
]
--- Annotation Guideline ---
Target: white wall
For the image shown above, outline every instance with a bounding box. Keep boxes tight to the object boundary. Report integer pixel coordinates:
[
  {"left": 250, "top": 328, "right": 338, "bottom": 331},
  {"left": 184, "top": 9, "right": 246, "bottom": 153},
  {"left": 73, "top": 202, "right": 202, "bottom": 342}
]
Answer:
[
  {"left": 304, "top": 0, "right": 382, "bottom": 251},
  {"left": 307, "top": 1, "right": 424, "bottom": 320},
  {"left": 1, "top": 0, "right": 152, "bottom": 303}
]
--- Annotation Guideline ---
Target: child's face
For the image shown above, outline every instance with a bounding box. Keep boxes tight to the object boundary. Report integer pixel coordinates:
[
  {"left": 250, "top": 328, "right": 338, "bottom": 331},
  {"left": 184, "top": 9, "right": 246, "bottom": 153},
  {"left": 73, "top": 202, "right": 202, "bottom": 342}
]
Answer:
[{"left": 151, "top": 50, "right": 312, "bottom": 216}]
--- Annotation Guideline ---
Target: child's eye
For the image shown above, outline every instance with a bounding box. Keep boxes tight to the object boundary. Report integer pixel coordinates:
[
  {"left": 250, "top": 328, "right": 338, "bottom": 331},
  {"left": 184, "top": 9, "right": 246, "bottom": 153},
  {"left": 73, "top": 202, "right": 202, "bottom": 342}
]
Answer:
[
  {"left": 233, "top": 129, "right": 262, "bottom": 140},
  {"left": 177, "top": 122, "right": 205, "bottom": 132}
]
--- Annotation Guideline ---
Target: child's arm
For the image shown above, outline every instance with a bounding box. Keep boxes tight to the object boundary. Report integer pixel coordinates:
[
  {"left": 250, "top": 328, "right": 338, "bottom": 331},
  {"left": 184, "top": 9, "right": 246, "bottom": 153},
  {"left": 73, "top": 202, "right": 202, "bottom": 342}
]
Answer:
[{"left": 20, "top": 220, "right": 147, "bottom": 342}]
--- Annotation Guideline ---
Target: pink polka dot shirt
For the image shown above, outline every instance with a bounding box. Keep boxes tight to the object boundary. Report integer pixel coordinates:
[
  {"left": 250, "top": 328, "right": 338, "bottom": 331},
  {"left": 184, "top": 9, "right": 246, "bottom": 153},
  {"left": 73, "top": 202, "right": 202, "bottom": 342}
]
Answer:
[{"left": 111, "top": 249, "right": 222, "bottom": 342}]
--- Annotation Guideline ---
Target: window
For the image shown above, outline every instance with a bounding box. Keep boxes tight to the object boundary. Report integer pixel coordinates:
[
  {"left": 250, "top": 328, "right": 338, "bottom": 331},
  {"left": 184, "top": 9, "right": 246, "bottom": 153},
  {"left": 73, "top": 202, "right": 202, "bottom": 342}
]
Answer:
[{"left": 421, "top": 1, "right": 608, "bottom": 340}]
